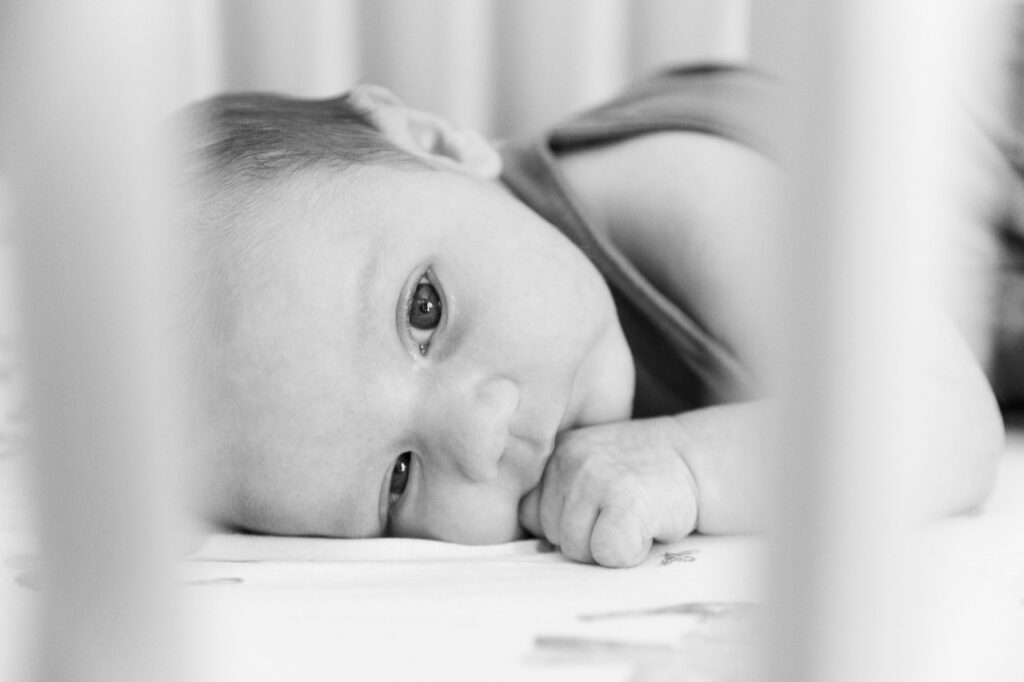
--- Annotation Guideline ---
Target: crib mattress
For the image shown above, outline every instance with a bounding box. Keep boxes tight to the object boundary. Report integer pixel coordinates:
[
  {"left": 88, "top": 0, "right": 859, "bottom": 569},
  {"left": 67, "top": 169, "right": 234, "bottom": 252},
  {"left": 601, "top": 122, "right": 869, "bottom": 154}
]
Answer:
[{"left": 0, "top": 425, "right": 1021, "bottom": 681}]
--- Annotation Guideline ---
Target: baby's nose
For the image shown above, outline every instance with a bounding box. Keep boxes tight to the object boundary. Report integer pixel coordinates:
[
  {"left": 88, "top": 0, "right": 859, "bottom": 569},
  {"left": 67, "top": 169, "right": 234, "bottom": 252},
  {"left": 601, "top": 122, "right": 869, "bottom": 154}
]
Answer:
[{"left": 432, "top": 375, "right": 519, "bottom": 482}]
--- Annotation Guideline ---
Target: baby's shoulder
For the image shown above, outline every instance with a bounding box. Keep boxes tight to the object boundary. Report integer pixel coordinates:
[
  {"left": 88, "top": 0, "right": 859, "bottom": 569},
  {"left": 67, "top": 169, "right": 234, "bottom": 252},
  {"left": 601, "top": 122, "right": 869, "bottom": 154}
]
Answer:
[
  {"left": 557, "top": 130, "right": 785, "bottom": 375},
  {"left": 557, "top": 130, "right": 778, "bottom": 260}
]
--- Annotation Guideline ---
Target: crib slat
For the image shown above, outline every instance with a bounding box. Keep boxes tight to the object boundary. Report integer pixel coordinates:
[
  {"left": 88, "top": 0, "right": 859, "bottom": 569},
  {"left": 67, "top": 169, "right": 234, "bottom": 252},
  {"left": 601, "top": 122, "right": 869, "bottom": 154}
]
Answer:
[
  {"left": 2, "top": 2, "right": 187, "bottom": 681},
  {"left": 764, "top": 2, "right": 986, "bottom": 681},
  {"left": 220, "top": 0, "right": 361, "bottom": 97}
]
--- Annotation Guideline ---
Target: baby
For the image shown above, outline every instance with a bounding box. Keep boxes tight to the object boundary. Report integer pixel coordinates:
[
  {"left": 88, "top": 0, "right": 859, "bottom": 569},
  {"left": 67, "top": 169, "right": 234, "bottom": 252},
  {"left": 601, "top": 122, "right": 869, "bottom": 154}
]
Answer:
[{"left": 178, "top": 65, "right": 1005, "bottom": 567}]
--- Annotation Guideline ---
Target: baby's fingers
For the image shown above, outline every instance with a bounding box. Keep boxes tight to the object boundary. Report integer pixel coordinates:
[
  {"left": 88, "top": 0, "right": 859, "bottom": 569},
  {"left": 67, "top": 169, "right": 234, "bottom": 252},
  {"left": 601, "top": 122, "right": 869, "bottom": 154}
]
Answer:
[
  {"left": 590, "top": 505, "right": 652, "bottom": 568},
  {"left": 518, "top": 483, "right": 567, "bottom": 545},
  {"left": 557, "top": 496, "right": 600, "bottom": 564},
  {"left": 519, "top": 483, "right": 601, "bottom": 564}
]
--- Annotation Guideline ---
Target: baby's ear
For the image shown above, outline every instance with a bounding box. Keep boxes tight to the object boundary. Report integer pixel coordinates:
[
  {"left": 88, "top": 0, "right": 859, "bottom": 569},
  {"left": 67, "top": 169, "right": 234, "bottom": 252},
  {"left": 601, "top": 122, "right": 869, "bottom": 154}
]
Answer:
[{"left": 345, "top": 84, "right": 502, "bottom": 180}]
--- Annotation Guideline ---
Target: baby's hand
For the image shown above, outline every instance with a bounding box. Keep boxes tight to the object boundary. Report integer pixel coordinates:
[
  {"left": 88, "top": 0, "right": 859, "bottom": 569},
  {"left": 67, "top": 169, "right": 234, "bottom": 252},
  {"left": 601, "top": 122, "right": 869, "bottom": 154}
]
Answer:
[{"left": 518, "top": 417, "right": 698, "bottom": 568}]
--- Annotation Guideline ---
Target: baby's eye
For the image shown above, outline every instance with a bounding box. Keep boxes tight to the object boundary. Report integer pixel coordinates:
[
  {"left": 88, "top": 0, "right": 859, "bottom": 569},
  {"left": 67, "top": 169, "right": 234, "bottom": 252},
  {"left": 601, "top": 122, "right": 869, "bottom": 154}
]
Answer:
[
  {"left": 407, "top": 276, "right": 442, "bottom": 353},
  {"left": 388, "top": 452, "right": 412, "bottom": 507}
]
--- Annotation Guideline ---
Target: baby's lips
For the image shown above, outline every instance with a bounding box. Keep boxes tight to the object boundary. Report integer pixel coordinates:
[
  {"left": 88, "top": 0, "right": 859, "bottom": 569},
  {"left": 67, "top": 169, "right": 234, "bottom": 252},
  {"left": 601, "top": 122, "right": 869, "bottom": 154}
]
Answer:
[
  {"left": 517, "top": 484, "right": 543, "bottom": 539},
  {"left": 556, "top": 397, "right": 582, "bottom": 434}
]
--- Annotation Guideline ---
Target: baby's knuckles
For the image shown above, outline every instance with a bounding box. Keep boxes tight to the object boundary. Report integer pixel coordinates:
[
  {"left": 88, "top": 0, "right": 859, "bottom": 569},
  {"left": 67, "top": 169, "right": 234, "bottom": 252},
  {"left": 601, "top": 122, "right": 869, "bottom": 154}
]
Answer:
[
  {"left": 549, "top": 419, "right": 681, "bottom": 492},
  {"left": 550, "top": 431, "right": 650, "bottom": 503},
  {"left": 545, "top": 419, "right": 697, "bottom": 566},
  {"left": 590, "top": 504, "right": 650, "bottom": 567}
]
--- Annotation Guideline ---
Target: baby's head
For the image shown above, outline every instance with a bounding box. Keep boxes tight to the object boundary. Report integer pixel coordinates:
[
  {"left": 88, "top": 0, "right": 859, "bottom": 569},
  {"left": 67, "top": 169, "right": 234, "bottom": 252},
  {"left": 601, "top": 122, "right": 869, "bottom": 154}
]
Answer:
[{"left": 179, "top": 86, "right": 635, "bottom": 543}]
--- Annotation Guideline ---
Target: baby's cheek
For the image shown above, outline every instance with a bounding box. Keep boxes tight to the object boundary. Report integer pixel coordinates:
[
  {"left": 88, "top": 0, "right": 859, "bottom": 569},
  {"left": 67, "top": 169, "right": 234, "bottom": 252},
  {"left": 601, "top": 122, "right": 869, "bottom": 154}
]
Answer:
[{"left": 405, "top": 482, "right": 526, "bottom": 545}]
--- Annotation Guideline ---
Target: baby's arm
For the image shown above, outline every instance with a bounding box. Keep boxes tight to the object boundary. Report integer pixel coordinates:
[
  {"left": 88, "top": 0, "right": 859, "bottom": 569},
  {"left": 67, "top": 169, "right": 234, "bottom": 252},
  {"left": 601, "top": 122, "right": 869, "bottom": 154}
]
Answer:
[
  {"left": 521, "top": 337, "right": 1002, "bottom": 568},
  {"left": 517, "top": 417, "right": 700, "bottom": 567},
  {"left": 532, "top": 130, "right": 1006, "bottom": 565},
  {"left": 668, "top": 345, "right": 1004, "bottom": 533},
  {"left": 516, "top": 405, "right": 768, "bottom": 567}
]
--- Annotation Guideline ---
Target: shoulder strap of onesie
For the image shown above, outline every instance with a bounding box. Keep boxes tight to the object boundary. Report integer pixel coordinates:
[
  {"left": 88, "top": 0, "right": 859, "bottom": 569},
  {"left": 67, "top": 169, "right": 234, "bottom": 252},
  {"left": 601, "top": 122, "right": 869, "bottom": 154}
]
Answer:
[{"left": 500, "top": 64, "right": 779, "bottom": 400}]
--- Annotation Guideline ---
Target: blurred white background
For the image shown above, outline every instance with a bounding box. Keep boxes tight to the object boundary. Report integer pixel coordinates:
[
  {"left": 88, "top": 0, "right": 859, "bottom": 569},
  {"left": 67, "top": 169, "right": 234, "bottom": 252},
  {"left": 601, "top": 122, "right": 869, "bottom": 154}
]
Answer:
[{"left": 179, "top": 0, "right": 750, "bottom": 139}]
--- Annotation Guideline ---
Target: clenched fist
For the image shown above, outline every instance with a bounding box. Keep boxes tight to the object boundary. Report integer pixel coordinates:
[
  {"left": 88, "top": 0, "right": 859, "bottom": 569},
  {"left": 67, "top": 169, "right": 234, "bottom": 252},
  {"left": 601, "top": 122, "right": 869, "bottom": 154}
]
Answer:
[{"left": 518, "top": 417, "right": 699, "bottom": 567}]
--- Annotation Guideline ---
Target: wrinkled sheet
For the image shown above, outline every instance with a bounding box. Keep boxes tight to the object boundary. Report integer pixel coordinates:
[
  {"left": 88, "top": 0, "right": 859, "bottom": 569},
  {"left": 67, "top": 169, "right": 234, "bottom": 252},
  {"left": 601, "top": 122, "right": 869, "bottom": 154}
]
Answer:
[
  {"left": 181, "top": 429, "right": 1024, "bottom": 681},
  {"left": 4, "top": 430, "right": 1023, "bottom": 681}
]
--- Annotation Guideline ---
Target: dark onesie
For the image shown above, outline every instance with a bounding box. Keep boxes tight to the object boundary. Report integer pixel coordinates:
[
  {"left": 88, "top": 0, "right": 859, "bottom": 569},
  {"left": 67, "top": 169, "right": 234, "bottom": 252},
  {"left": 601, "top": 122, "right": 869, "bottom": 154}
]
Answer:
[
  {"left": 500, "top": 65, "right": 775, "bottom": 417},
  {"left": 501, "top": 63, "right": 1024, "bottom": 414}
]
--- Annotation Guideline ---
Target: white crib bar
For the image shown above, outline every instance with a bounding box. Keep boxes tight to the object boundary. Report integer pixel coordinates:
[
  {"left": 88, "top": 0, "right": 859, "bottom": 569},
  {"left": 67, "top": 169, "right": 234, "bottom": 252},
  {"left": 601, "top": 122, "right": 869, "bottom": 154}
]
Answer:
[
  {"left": 359, "top": 0, "right": 495, "bottom": 135},
  {"left": 631, "top": 0, "right": 750, "bottom": 73},
  {"left": 4, "top": 2, "right": 187, "bottom": 681},
  {"left": 218, "top": 0, "right": 361, "bottom": 98},
  {"left": 765, "top": 2, "right": 973, "bottom": 682}
]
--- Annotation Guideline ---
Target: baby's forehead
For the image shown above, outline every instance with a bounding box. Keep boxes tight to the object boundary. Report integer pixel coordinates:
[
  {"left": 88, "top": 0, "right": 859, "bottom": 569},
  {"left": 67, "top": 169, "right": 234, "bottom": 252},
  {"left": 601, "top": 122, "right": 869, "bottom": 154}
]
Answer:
[{"left": 206, "top": 169, "right": 369, "bottom": 294}]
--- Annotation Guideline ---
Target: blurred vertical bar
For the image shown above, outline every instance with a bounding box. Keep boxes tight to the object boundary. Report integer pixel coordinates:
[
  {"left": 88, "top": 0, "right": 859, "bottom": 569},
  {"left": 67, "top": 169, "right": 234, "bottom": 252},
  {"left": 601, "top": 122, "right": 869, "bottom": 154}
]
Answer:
[
  {"left": 493, "top": 0, "right": 628, "bottom": 139},
  {"left": 358, "top": 0, "right": 495, "bottom": 136},
  {"left": 183, "top": 0, "right": 227, "bottom": 101},
  {"left": 629, "top": 0, "right": 750, "bottom": 74},
  {"left": 1, "top": 2, "right": 186, "bottom": 682},
  {"left": 220, "top": 0, "right": 361, "bottom": 97},
  {"left": 760, "top": 1, "right": 969, "bottom": 682}
]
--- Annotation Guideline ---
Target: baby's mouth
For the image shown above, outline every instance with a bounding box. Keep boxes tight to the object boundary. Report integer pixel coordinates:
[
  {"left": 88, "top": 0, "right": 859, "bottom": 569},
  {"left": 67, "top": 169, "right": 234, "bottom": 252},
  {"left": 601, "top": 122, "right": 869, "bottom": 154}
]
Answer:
[
  {"left": 501, "top": 430, "right": 553, "bottom": 512},
  {"left": 557, "top": 407, "right": 579, "bottom": 434},
  {"left": 520, "top": 435, "right": 554, "bottom": 490},
  {"left": 515, "top": 478, "right": 542, "bottom": 540}
]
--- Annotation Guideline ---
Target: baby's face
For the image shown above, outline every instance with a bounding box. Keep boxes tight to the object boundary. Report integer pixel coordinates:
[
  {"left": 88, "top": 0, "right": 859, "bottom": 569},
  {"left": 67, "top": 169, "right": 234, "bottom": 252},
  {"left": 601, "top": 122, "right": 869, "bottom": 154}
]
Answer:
[{"left": 212, "top": 164, "right": 634, "bottom": 543}]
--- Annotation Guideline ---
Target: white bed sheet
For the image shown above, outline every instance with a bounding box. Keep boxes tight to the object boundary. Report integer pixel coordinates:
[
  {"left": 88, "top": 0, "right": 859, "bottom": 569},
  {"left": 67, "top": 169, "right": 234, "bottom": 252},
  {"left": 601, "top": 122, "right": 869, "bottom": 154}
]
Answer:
[
  {"left": 181, "top": 428, "right": 1024, "bottom": 681},
  {"left": 2, "top": 429, "right": 1023, "bottom": 681}
]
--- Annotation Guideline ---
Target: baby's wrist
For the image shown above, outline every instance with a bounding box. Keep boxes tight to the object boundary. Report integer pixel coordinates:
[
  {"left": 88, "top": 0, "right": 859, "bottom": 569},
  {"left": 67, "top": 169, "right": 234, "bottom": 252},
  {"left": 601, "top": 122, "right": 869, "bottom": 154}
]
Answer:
[
  {"left": 665, "top": 402, "right": 773, "bottom": 534},
  {"left": 649, "top": 416, "right": 702, "bottom": 534}
]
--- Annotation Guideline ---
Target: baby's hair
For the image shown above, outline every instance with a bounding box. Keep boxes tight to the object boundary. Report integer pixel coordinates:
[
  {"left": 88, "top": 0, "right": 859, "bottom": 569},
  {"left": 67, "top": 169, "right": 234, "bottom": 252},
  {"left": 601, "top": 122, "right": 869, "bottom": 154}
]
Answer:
[
  {"left": 177, "top": 89, "right": 428, "bottom": 289},
  {"left": 184, "top": 89, "right": 424, "bottom": 182}
]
